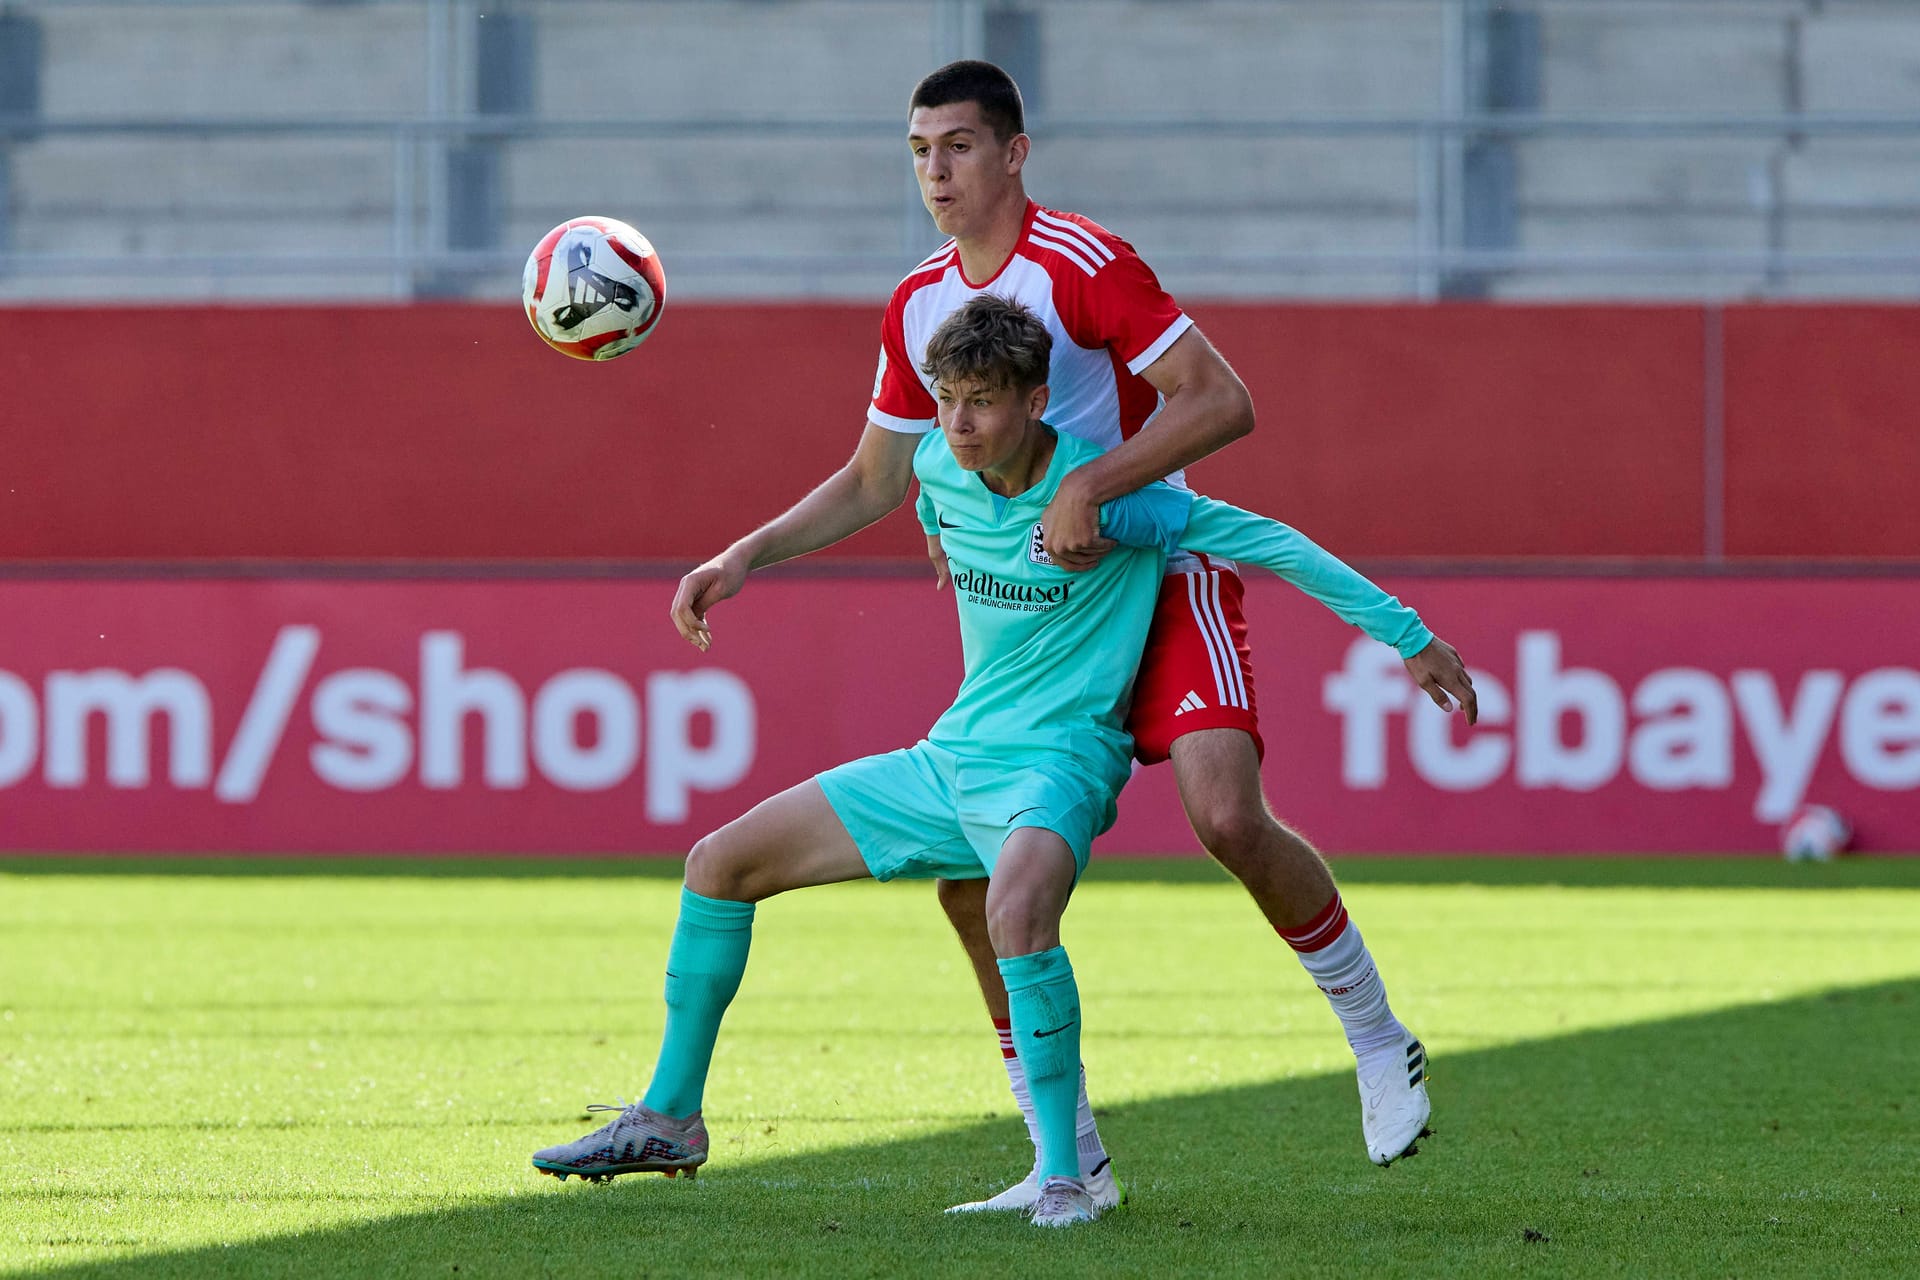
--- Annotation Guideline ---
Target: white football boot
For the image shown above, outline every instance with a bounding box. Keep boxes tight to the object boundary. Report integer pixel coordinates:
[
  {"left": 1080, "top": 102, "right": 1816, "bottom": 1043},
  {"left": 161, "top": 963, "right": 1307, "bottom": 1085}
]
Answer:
[
  {"left": 946, "top": 1155, "right": 1126, "bottom": 1214},
  {"left": 1359, "top": 1034, "right": 1431, "bottom": 1165},
  {"left": 1029, "top": 1175, "right": 1102, "bottom": 1228}
]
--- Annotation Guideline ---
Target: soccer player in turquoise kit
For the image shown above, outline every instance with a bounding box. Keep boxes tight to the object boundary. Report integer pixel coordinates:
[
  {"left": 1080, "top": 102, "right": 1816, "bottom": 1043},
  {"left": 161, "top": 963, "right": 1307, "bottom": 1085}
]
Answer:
[
  {"left": 667, "top": 61, "right": 1472, "bottom": 1211},
  {"left": 531, "top": 295, "right": 1474, "bottom": 1227}
]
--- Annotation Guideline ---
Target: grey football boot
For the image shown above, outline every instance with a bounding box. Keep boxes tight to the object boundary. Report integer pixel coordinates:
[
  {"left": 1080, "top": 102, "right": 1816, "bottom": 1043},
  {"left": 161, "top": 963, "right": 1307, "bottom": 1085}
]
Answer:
[
  {"left": 946, "top": 1157, "right": 1126, "bottom": 1214},
  {"left": 1030, "top": 1175, "right": 1103, "bottom": 1227},
  {"left": 532, "top": 1101, "right": 708, "bottom": 1183}
]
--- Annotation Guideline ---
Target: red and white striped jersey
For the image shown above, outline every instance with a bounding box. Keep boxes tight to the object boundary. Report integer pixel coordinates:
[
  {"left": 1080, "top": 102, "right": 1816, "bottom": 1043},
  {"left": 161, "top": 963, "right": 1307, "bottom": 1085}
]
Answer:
[{"left": 868, "top": 200, "right": 1195, "bottom": 484}]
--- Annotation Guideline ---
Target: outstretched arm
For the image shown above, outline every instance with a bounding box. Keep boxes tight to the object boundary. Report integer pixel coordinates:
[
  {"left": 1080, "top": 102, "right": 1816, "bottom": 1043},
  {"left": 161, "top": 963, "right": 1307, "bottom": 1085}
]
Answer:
[
  {"left": 671, "top": 423, "right": 920, "bottom": 650},
  {"left": 1040, "top": 326, "right": 1253, "bottom": 571},
  {"left": 1100, "top": 489, "right": 1478, "bottom": 722}
]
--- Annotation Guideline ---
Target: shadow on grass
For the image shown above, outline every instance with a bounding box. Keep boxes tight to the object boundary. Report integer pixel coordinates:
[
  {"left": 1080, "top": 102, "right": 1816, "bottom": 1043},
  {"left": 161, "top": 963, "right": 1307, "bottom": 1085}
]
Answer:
[
  {"left": 5, "top": 854, "right": 1917, "bottom": 891},
  {"left": 1306, "top": 854, "right": 1920, "bottom": 891},
  {"left": 22, "top": 981, "right": 1918, "bottom": 1280},
  {"left": 1087, "top": 855, "right": 1920, "bottom": 891}
]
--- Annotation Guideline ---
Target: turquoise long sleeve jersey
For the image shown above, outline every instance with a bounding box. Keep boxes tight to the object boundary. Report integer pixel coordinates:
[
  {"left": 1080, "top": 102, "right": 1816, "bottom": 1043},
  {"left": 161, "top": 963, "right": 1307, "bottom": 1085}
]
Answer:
[{"left": 911, "top": 427, "right": 1433, "bottom": 793}]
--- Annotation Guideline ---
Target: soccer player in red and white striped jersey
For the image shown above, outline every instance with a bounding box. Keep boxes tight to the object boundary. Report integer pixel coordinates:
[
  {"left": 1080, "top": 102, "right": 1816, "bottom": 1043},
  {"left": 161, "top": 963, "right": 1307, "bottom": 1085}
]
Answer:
[{"left": 670, "top": 60, "right": 1473, "bottom": 1211}]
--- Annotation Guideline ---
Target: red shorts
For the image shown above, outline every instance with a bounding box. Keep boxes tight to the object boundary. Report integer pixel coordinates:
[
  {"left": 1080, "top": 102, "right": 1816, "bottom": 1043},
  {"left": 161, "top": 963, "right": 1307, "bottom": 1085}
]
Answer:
[{"left": 1125, "top": 561, "right": 1263, "bottom": 765}]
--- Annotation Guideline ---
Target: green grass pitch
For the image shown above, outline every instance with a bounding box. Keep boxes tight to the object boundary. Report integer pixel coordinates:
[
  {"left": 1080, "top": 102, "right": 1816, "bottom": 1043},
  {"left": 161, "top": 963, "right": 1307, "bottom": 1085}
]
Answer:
[{"left": 3, "top": 856, "right": 1916, "bottom": 1278}]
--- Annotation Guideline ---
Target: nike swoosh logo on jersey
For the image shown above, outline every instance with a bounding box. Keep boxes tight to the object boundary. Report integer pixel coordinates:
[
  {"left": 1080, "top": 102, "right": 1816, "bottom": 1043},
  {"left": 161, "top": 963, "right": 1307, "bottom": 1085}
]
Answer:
[
  {"left": 938, "top": 515, "right": 963, "bottom": 529},
  {"left": 1006, "top": 806, "right": 1044, "bottom": 825}
]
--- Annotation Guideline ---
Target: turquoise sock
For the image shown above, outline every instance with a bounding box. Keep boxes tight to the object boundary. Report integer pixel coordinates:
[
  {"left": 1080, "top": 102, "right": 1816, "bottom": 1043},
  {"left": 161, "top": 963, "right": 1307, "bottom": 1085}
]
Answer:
[
  {"left": 998, "top": 946, "right": 1082, "bottom": 1183},
  {"left": 641, "top": 886, "right": 755, "bottom": 1118}
]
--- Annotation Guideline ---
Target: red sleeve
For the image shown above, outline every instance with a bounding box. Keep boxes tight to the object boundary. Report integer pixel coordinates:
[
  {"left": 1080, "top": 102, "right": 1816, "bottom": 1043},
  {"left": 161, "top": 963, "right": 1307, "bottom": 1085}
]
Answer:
[
  {"left": 867, "top": 284, "right": 936, "bottom": 433},
  {"left": 1041, "top": 215, "right": 1193, "bottom": 375}
]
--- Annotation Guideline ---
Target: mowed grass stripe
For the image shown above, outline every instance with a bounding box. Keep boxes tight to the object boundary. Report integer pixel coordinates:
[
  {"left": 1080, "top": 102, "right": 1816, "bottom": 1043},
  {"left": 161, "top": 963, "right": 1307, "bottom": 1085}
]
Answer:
[{"left": 3, "top": 860, "right": 1917, "bottom": 1278}]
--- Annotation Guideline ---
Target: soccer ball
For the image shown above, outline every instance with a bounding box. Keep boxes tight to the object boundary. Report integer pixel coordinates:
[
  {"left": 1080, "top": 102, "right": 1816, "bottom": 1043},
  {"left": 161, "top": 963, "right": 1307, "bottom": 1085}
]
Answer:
[
  {"left": 522, "top": 216, "right": 666, "bottom": 361},
  {"left": 1780, "top": 804, "right": 1850, "bottom": 862}
]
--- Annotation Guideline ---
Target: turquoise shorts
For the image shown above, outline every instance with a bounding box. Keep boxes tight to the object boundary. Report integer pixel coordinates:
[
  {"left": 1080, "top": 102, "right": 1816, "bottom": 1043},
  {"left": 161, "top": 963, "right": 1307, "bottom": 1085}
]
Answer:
[{"left": 816, "top": 740, "right": 1118, "bottom": 883}]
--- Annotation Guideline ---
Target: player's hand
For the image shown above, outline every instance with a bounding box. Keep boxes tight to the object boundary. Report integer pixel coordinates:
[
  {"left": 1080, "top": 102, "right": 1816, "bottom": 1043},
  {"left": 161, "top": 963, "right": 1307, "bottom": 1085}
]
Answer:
[
  {"left": 1404, "top": 637, "right": 1478, "bottom": 725},
  {"left": 670, "top": 553, "right": 749, "bottom": 652},
  {"left": 1041, "top": 472, "right": 1116, "bottom": 573},
  {"left": 926, "top": 534, "right": 950, "bottom": 590}
]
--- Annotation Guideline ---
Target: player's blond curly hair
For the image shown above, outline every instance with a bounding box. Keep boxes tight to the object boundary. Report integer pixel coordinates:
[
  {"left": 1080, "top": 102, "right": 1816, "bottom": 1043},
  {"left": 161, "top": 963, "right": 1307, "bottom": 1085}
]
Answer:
[{"left": 920, "top": 294, "right": 1052, "bottom": 394}]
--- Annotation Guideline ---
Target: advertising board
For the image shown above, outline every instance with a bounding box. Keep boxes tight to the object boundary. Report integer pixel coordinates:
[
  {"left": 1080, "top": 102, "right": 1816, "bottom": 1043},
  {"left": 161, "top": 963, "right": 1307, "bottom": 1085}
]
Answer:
[{"left": 1, "top": 576, "right": 1912, "bottom": 854}]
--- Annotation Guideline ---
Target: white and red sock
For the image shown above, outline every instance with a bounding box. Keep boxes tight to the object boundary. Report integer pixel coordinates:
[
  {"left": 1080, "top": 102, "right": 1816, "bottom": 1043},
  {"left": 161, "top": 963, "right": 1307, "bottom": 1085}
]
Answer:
[
  {"left": 993, "top": 1016, "right": 1108, "bottom": 1177},
  {"left": 1279, "top": 892, "right": 1406, "bottom": 1059}
]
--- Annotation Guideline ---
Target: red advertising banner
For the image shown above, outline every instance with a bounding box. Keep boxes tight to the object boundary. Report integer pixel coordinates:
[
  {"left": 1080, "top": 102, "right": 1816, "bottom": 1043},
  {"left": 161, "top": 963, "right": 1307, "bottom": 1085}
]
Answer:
[{"left": 0, "top": 576, "right": 1914, "bottom": 855}]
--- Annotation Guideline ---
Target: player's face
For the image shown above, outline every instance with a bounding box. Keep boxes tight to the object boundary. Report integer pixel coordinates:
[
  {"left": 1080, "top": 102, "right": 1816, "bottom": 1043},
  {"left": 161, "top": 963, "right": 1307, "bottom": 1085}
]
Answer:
[
  {"left": 908, "top": 102, "right": 1026, "bottom": 240},
  {"left": 935, "top": 377, "right": 1050, "bottom": 475}
]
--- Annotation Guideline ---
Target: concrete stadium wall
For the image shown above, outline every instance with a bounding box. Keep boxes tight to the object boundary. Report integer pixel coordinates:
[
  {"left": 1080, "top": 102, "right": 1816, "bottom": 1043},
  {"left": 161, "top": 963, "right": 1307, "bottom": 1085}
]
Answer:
[
  {"left": 5, "top": 1, "right": 1919, "bottom": 302},
  {"left": 3, "top": 302, "right": 1918, "bottom": 564}
]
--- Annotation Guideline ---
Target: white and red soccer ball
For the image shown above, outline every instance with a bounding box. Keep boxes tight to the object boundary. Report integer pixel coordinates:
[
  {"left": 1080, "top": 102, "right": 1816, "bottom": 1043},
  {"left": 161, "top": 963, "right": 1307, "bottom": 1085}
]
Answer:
[
  {"left": 522, "top": 216, "right": 665, "bottom": 361},
  {"left": 1780, "top": 804, "right": 1851, "bottom": 862}
]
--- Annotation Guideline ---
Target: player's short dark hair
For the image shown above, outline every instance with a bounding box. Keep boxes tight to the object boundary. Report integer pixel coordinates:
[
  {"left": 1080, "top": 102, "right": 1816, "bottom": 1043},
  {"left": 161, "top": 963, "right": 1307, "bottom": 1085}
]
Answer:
[
  {"left": 909, "top": 60, "right": 1026, "bottom": 142},
  {"left": 921, "top": 294, "right": 1052, "bottom": 395}
]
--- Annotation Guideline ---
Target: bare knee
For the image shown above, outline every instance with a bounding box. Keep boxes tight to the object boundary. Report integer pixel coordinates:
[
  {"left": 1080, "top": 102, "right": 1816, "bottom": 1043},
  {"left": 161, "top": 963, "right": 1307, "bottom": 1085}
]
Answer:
[
  {"left": 1174, "top": 731, "right": 1299, "bottom": 880},
  {"left": 936, "top": 876, "right": 992, "bottom": 937},
  {"left": 683, "top": 833, "right": 758, "bottom": 902},
  {"left": 1191, "top": 800, "right": 1301, "bottom": 880},
  {"left": 1182, "top": 802, "right": 1274, "bottom": 871},
  {"left": 984, "top": 831, "right": 1076, "bottom": 957},
  {"left": 985, "top": 890, "right": 1055, "bottom": 958}
]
